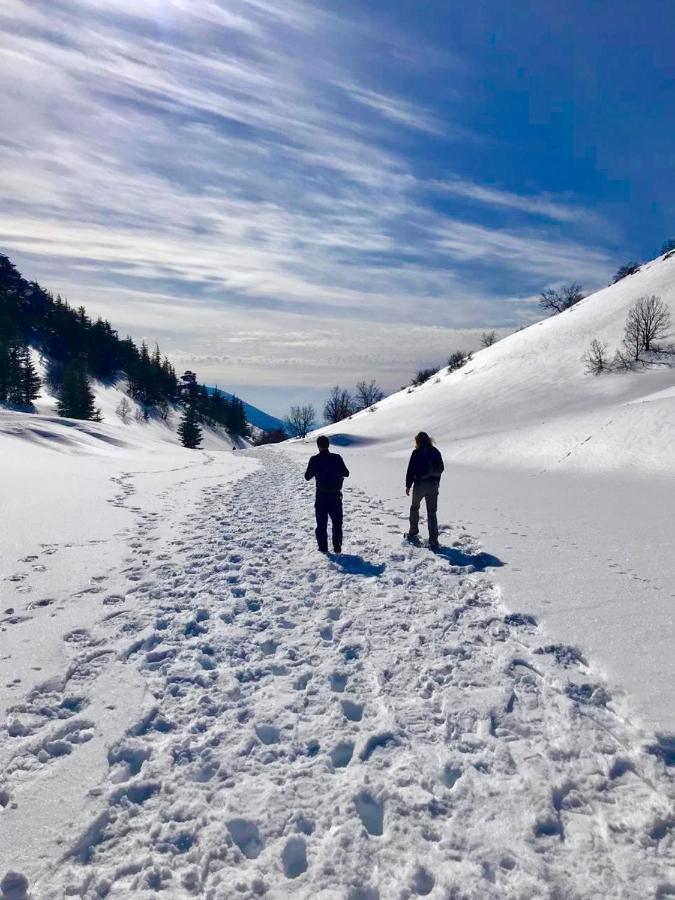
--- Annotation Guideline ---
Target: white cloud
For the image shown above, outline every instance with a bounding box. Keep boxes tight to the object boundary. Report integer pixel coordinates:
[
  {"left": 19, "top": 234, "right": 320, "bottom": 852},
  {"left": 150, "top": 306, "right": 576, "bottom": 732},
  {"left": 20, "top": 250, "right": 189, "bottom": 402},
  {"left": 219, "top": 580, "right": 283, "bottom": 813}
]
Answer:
[{"left": 0, "top": 0, "right": 616, "bottom": 398}]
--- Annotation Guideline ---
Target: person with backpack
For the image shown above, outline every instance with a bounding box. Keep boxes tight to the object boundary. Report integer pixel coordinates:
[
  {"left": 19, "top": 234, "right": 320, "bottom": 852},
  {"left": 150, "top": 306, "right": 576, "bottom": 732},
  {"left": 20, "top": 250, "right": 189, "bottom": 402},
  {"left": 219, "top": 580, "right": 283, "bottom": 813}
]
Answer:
[
  {"left": 405, "top": 432, "right": 444, "bottom": 550},
  {"left": 304, "top": 435, "right": 350, "bottom": 553}
]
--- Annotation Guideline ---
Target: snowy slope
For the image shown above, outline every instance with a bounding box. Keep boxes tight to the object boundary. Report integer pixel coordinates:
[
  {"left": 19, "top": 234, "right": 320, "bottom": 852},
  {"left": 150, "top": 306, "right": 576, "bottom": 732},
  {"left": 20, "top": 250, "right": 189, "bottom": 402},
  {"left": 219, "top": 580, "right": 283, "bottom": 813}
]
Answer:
[
  {"left": 285, "top": 253, "right": 675, "bottom": 736},
  {"left": 28, "top": 354, "right": 247, "bottom": 450},
  {"left": 316, "top": 252, "right": 675, "bottom": 474}
]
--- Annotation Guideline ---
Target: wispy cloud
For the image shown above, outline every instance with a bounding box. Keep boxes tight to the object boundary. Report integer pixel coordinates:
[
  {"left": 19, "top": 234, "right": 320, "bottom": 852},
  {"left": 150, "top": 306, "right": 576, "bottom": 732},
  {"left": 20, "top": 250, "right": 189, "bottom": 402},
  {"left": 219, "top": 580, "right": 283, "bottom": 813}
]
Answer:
[
  {"left": 430, "top": 178, "right": 588, "bottom": 223},
  {"left": 0, "top": 0, "right": 616, "bottom": 396}
]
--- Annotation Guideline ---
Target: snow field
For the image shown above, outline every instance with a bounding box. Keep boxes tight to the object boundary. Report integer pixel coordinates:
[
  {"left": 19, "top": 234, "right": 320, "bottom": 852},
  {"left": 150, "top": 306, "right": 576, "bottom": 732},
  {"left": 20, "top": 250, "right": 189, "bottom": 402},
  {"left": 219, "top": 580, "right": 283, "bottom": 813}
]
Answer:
[{"left": 3, "top": 448, "right": 671, "bottom": 898}]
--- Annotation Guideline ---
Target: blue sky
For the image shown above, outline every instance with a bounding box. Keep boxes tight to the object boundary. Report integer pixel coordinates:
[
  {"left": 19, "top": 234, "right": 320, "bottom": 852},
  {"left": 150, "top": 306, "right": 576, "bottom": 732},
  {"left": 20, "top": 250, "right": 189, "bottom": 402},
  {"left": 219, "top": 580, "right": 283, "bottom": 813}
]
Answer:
[{"left": 0, "top": 0, "right": 673, "bottom": 415}]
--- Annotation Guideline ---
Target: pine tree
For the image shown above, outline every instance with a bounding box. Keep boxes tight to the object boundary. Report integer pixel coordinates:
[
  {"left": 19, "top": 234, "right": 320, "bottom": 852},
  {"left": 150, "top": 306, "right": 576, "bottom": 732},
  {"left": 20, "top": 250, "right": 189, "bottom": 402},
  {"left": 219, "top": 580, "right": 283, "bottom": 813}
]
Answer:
[
  {"left": 178, "top": 403, "right": 203, "bottom": 449},
  {"left": 57, "top": 360, "right": 100, "bottom": 420},
  {"left": 18, "top": 346, "right": 41, "bottom": 404}
]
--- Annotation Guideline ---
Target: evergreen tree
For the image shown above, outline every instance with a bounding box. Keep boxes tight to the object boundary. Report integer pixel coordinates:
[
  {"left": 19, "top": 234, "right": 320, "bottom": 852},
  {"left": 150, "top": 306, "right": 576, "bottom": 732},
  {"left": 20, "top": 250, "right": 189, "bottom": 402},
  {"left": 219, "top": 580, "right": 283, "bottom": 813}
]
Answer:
[
  {"left": 57, "top": 360, "right": 100, "bottom": 420},
  {"left": 178, "top": 403, "right": 203, "bottom": 449},
  {"left": 18, "top": 346, "right": 41, "bottom": 404}
]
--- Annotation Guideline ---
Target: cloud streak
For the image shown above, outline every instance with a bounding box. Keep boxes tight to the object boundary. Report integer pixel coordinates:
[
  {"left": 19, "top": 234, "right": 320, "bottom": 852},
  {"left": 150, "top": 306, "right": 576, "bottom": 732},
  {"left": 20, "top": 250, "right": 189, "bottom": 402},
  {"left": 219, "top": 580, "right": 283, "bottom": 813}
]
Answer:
[{"left": 0, "top": 0, "right": 616, "bottom": 398}]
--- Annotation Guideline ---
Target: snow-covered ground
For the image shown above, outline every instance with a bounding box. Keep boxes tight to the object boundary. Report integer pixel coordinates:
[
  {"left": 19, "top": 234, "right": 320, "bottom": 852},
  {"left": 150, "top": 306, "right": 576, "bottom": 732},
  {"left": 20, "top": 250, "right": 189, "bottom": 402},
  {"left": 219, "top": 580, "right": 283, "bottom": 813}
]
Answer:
[
  {"left": 1, "top": 435, "right": 674, "bottom": 898},
  {"left": 1, "top": 255, "right": 673, "bottom": 897},
  {"left": 295, "top": 252, "right": 675, "bottom": 737}
]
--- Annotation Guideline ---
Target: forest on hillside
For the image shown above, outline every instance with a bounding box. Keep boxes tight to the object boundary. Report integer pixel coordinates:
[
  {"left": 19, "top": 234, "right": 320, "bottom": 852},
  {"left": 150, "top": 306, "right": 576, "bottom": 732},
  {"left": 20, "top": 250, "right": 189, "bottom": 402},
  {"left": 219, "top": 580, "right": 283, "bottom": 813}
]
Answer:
[{"left": 0, "top": 255, "right": 248, "bottom": 445}]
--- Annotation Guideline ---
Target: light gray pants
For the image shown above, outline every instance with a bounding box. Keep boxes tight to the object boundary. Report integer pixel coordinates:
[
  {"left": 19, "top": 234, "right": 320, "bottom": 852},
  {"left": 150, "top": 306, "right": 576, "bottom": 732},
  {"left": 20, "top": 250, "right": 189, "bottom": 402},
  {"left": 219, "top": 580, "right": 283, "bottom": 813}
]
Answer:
[{"left": 409, "top": 480, "right": 439, "bottom": 543}]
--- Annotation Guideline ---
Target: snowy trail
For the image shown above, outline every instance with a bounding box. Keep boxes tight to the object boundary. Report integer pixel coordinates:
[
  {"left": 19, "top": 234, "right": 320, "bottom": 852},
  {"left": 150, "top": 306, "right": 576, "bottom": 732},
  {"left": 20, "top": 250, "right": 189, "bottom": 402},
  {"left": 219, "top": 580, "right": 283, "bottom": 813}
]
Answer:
[{"left": 3, "top": 448, "right": 674, "bottom": 898}]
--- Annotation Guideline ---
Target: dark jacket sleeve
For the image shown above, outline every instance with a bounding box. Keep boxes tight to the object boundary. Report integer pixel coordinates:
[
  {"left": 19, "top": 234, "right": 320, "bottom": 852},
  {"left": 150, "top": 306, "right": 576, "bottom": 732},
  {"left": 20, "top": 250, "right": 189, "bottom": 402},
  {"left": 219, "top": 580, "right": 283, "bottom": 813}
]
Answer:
[
  {"left": 304, "top": 456, "right": 315, "bottom": 481},
  {"left": 434, "top": 447, "right": 445, "bottom": 476},
  {"left": 405, "top": 450, "right": 417, "bottom": 490},
  {"left": 338, "top": 455, "right": 350, "bottom": 478}
]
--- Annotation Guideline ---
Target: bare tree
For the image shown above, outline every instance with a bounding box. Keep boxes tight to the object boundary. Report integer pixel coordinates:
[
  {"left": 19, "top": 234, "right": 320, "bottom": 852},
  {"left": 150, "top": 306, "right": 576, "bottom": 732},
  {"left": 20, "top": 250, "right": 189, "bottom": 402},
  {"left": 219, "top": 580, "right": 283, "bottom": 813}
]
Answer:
[
  {"left": 323, "top": 387, "right": 353, "bottom": 424},
  {"left": 480, "top": 330, "right": 498, "bottom": 348},
  {"left": 624, "top": 295, "right": 672, "bottom": 359},
  {"left": 286, "top": 404, "right": 315, "bottom": 438},
  {"left": 355, "top": 379, "right": 384, "bottom": 410},
  {"left": 157, "top": 399, "right": 170, "bottom": 422},
  {"left": 116, "top": 396, "right": 132, "bottom": 424},
  {"left": 583, "top": 339, "right": 609, "bottom": 374},
  {"left": 613, "top": 262, "right": 640, "bottom": 283},
  {"left": 539, "top": 283, "right": 584, "bottom": 314}
]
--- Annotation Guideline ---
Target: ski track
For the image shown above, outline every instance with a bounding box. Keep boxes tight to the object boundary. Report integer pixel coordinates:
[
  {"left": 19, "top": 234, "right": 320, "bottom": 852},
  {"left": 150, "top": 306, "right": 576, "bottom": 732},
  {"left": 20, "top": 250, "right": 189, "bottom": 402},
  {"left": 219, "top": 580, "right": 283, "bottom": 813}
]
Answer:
[{"left": 2, "top": 447, "right": 674, "bottom": 899}]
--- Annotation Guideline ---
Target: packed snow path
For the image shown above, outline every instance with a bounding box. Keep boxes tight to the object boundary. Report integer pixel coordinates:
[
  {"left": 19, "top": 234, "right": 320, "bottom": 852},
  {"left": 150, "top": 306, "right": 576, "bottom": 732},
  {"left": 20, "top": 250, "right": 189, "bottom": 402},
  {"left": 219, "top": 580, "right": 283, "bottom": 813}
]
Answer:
[{"left": 2, "top": 448, "right": 674, "bottom": 899}]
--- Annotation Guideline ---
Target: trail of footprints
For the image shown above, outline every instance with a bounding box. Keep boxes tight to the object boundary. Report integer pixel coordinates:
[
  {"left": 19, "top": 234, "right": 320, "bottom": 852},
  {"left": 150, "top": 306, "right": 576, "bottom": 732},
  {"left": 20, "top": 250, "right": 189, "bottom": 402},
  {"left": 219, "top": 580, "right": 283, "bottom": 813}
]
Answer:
[{"left": 5, "top": 450, "right": 674, "bottom": 898}]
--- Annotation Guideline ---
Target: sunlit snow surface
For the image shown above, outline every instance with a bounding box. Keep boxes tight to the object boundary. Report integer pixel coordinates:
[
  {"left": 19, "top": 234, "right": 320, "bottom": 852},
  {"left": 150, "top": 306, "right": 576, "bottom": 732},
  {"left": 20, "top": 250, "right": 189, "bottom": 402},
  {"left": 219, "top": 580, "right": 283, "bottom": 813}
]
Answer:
[{"left": 0, "top": 254, "right": 674, "bottom": 897}]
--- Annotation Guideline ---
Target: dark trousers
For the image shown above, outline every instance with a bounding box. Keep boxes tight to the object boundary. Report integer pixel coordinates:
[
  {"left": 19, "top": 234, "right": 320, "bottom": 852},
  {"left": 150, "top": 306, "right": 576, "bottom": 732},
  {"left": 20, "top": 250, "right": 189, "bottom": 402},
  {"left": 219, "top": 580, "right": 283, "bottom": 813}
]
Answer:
[
  {"left": 409, "top": 480, "right": 439, "bottom": 544},
  {"left": 315, "top": 492, "right": 343, "bottom": 551}
]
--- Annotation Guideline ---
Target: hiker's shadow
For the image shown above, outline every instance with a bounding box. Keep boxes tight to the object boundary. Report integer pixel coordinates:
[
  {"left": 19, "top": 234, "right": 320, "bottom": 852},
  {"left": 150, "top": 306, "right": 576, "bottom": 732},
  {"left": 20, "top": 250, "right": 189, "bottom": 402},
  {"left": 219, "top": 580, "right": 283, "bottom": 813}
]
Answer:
[
  {"left": 434, "top": 545, "right": 504, "bottom": 571},
  {"left": 332, "top": 554, "right": 386, "bottom": 577}
]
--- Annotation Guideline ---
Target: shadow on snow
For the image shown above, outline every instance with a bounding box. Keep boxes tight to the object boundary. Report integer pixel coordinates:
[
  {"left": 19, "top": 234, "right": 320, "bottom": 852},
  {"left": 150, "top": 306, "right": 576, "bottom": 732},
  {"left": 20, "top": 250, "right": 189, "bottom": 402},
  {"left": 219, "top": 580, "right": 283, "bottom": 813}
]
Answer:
[
  {"left": 331, "top": 554, "right": 386, "bottom": 578},
  {"left": 432, "top": 545, "right": 504, "bottom": 571}
]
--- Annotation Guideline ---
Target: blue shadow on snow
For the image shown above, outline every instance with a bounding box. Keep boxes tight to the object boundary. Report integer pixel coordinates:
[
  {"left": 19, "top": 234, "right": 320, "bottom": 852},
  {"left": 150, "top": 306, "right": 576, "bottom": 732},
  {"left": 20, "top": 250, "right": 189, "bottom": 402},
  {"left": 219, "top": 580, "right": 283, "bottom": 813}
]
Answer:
[
  {"left": 432, "top": 546, "right": 504, "bottom": 571},
  {"left": 332, "top": 554, "right": 386, "bottom": 578}
]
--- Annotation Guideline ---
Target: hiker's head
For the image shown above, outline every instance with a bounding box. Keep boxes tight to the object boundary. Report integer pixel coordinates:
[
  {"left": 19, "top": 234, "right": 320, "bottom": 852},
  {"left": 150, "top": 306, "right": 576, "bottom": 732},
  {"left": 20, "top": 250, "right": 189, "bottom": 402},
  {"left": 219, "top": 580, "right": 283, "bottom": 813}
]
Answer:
[
  {"left": 415, "top": 431, "right": 432, "bottom": 449},
  {"left": 317, "top": 435, "right": 330, "bottom": 451}
]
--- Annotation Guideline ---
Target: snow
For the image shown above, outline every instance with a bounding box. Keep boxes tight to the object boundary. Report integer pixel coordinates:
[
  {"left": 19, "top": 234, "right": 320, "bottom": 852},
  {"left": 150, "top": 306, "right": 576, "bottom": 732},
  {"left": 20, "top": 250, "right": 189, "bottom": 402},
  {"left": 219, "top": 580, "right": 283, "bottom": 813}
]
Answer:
[
  {"left": 0, "top": 255, "right": 673, "bottom": 897},
  {"left": 2, "top": 443, "right": 674, "bottom": 897},
  {"left": 294, "top": 253, "right": 675, "bottom": 736}
]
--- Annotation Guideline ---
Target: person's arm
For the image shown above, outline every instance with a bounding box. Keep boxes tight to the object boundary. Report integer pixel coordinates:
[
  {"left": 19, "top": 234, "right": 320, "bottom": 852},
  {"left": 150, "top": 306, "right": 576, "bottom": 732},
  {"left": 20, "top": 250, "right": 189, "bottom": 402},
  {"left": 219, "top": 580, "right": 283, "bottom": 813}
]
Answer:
[
  {"left": 338, "top": 456, "right": 350, "bottom": 478},
  {"left": 435, "top": 447, "right": 445, "bottom": 476},
  {"left": 304, "top": 456, "right": 316, "bottom": 481},
  {"left": 405, "top": 450, "right": 416, "bottom": 493}
]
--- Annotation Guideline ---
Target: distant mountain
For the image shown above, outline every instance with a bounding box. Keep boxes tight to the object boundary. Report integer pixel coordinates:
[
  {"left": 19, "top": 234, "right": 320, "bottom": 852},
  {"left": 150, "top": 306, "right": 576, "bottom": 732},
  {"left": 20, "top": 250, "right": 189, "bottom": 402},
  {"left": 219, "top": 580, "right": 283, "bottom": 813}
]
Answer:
[{"left": 207, "top": 388, "right": 286, "bottom": 434}]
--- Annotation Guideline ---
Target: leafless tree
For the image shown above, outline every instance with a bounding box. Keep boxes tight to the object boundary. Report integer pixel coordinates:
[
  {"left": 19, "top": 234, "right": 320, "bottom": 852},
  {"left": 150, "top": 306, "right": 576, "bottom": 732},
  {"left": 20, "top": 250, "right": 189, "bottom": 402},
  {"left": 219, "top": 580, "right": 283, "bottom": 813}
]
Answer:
[
  {"left": 583, "top": 339, "right": 609, "bottom": 375},
  {"left": 355, "top": 379, "right": 384, "bottom": 410},
  {"left": 115, "top": 396, "right": 132, "bottom": 423},
  {"left": 286, "top": 404, "right": 315, "bottom": 438},
  {"left": 613, "top": 262, "right": 640, "bottom": 283},
  {"left": 480, "top": 330, "right": 498, "bottom": 348},
  {"left": 539, "top": 283, "right": 584, "bottom": 314},
  {"left": 157, "top": 399, "right": 170, "bottom": 422},
  {"left": 624, "top": 295, "right": 672, "bottom": 359},
  {"left": 323, "top": 387, "right": 353, "bottom": 424}
]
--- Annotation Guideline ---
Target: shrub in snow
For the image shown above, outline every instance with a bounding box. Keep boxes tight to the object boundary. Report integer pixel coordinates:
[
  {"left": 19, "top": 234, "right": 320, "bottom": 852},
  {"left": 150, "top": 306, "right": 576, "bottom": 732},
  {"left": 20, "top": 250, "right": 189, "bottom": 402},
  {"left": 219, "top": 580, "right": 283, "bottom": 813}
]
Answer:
[
  {"left": 613, "top": 262, "right": 641, "bottom": 283},
  {"left": 661, "top": 237, "right": 675, "bottom": 255},
  {"left": 447, "top": 350, "right": 471, "bottom": 372},
  {"left": 410, "top": 368, "right": 436, "bottom": 387},
  {"left": 116, "top": 396, "right": 132, "bottom": 423},
  {"left": 480, "top": 330, "right": 498, "bottom": 347}
]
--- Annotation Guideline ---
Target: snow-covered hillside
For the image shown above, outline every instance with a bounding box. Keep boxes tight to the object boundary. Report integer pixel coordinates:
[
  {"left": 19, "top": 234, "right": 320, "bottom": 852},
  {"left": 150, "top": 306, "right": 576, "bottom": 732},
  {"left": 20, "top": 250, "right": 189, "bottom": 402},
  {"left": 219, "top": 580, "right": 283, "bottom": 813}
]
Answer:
[
  {"left": 1, "top": 257, "right": 673, "bottom": 898},
  {"left": 285, "top": 252, "right": 675, "bottom": 740},
  {"left": 320, "top": 251, "right": 675, "bottom": 474},
  {"left": 26, "top": 356, "right": 248, "bottom": 451}
]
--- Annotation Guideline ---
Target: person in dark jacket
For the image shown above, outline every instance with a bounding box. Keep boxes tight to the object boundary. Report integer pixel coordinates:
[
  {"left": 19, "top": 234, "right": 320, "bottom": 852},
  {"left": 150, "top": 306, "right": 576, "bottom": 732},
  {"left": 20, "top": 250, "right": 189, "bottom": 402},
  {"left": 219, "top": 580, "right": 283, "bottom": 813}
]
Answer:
[
  {"left": 405, "top": 432, "right": 444, "bottom": 549},
  {"left": 305, "top": 435, "right": 350, "bottom": 553}
]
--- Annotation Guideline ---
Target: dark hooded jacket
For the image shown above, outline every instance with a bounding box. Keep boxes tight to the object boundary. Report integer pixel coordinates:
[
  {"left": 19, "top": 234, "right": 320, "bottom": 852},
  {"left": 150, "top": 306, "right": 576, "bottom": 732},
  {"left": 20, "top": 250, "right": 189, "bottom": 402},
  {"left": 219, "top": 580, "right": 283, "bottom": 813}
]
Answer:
[
  {"left": 305, "top": 450, "right": 350, "bottom": 494},
  {"left": 406, "top": 444, "right": 444, "bottom": 490}
]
